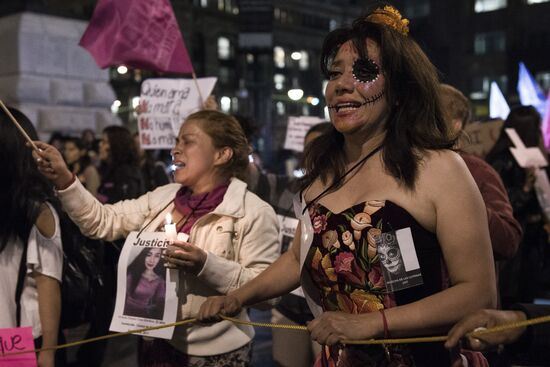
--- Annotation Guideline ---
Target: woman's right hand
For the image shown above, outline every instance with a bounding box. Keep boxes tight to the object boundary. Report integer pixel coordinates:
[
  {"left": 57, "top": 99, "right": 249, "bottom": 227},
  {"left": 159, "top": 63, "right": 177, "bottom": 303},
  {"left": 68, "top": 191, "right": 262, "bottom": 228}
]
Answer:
[
  {"left": 32, "top": 141, "right": 74, "bottom": 189},
  {"left": 198, "top": 294, "right": 243, "bottom": 322}
]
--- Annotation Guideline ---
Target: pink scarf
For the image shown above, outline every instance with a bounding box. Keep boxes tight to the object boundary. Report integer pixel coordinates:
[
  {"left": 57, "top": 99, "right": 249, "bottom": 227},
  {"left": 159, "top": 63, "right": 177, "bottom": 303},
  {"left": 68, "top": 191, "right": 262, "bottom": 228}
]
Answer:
[{"left": 173, "top": 182, "right": 229, "bottom": 234}]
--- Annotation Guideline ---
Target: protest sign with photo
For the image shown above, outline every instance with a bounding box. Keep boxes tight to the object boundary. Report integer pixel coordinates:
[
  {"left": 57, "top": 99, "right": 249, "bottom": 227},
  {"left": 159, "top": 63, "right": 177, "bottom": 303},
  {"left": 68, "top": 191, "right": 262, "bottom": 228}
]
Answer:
[{"left": 109, "top": 231, "right": 178, "bottom": 339}]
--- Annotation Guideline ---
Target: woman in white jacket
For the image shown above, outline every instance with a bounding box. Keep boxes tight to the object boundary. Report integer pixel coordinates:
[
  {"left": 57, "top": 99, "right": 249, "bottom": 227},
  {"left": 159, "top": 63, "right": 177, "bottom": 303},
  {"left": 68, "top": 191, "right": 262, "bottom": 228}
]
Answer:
[{"left": 34, "top": 110, "right": 280, "bottom": 367}]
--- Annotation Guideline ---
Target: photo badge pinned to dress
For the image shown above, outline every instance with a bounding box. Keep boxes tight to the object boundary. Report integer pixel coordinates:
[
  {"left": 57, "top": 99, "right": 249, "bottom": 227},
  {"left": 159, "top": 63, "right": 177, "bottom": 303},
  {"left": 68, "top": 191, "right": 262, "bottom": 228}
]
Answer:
[
  {"left": 375, "top": 227, "right": 423, "bottom": 292},
  {"left": 109, "top": 231, "right": 179, "bottom": 339}
]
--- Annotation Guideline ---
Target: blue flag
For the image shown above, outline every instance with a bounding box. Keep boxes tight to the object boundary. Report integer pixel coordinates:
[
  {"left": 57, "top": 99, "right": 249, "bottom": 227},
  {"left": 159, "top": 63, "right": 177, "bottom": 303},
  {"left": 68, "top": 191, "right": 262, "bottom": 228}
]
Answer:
[{"left": 517, "top": 62, "right": 547, "bottom": 118}]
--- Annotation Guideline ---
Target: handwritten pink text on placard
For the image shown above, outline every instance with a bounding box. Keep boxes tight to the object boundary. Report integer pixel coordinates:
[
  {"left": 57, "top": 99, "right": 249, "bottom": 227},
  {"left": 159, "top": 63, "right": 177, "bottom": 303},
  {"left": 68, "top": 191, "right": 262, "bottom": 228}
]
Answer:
[{"left": 0, "top": 327, "right": 37, "bottom": 367}]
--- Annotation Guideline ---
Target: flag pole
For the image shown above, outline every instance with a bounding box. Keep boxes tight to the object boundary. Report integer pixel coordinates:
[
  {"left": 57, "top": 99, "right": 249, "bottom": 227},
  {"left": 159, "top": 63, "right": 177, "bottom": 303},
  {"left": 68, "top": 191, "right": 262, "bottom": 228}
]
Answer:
[
  {"left": 191, "top": 72, "right": 205, "bottom": 108},
  {"left": 0, "top": 100, "right": 40, "bottom": 151}
]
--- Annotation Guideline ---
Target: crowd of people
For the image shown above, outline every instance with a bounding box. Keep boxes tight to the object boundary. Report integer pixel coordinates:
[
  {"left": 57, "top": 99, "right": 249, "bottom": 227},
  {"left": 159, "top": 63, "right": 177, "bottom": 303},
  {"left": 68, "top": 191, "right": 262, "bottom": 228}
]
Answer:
[{"left": 1, "top": 3, "right": 550, "bottom": 367}]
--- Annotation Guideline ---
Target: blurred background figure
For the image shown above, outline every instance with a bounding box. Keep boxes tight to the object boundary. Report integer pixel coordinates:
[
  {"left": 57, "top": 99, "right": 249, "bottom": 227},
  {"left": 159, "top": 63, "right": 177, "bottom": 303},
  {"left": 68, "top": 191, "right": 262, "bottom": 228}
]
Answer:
[
  {"left": 486, "top": 106, "right": 550, "bottom": 307},
  {"left": 439, "top": 84, "right": 522, "bottom": 297},
  {"left": 97, "top": 125, "right": 145, "bottom": 204},
  {"left": 80, "top": 128, "right": 100, "bottom": 167},
  {"left": 63, "top": 137, "right": 101, "bottom": 197},
  {"left": 0, "top": 107, "right": 63, "bottom": 367},
  {"left": 133, "top": 132, "right": 170, "bottom": 192},
  {"left": 48, "top": 131, "right": 66, "bottom": 154}
]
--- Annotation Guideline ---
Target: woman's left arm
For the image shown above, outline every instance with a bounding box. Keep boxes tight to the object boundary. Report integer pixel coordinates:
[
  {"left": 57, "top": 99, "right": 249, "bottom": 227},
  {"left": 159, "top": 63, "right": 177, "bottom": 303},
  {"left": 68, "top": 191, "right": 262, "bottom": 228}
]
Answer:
[
  {"left": 310, "top": 151, "right": 497, "bottom": 344},
  {"left": 34, "top": 273, "right": 61, "bottom": 367}
]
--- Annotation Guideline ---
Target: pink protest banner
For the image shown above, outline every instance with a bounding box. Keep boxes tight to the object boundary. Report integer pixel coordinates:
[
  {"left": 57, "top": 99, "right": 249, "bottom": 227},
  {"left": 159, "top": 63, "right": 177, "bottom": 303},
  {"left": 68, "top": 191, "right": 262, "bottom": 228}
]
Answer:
[
  {"left": 79, "top": 0, "right": 193, "bottom": 74},
  {"left": 0, "top": 327, "right": 37, "bottom": 367}
]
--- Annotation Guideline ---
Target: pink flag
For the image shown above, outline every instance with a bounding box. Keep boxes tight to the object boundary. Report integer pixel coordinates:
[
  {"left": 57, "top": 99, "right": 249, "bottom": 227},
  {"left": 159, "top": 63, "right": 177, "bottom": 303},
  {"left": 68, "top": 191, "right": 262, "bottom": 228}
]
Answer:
[
  {"left": 79, "top": 0, "right": 193, "bottom": 74},
  {"left": 543, "top": 89, "right": 550, "bottom": 149}
]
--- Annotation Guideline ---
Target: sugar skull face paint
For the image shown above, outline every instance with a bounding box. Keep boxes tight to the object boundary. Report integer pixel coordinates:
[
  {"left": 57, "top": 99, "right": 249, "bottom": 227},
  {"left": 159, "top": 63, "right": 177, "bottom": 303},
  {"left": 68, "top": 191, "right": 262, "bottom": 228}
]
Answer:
[
  {"left": 325, "top": 39, "right": 388, "bottom": 134},
  {"left": 352, "top": 58, "right": 380, "bottom": 84}
]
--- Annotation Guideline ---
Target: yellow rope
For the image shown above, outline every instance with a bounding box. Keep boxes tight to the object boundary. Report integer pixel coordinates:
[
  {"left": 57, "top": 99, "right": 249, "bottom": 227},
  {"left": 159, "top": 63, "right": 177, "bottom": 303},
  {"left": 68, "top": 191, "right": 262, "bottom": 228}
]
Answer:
[
  {"left": 2, "top": 314, "right": 550, "bottom": 357},
  {"left": 2, "top": 318, "right": 197, "bottom": 357}
]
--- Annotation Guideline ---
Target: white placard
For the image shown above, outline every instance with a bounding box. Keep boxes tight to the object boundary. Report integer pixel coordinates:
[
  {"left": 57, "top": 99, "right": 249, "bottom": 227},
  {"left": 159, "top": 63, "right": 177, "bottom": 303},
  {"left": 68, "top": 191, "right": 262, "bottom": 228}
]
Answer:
[
  {"left": 505, "top": 128, "right": 548, "bottom": 168},
  {"left": 110, "top": 231, "right": 179, "bottom": 339},
  {"left": 283, "top": 116, "right": 325, "bottom": 152},
  {"left": 138, "top": 77, "right": 217, "bottom": 149}
]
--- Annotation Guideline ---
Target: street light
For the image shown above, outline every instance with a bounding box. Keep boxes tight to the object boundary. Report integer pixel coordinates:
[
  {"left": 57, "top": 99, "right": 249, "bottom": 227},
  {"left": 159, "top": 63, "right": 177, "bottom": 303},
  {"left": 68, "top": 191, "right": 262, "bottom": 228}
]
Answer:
[{"left": 288, "top": 88, "right": 304, "bottom": 101}]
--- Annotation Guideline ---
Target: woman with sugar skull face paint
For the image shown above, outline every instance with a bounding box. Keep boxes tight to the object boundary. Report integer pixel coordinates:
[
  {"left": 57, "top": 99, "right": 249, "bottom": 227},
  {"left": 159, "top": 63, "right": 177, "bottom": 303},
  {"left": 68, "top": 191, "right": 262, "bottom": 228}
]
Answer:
[{"left": 199, "top": 5, "right": 496, "bottom": 366}]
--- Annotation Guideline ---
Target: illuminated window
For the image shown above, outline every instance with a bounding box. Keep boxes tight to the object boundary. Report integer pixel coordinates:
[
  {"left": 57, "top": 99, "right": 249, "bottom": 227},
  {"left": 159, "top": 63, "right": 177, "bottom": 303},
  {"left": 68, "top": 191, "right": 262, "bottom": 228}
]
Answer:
[
  {"left": 276, "top": 102, "right": 285, "bottom": 115},
  {"left": 274, "top": 46, "right": 285, "bottom": 68},
  {"left": 200, "top": 0, "right": 208, "bottom": 8},
  {"left": 274, "top": 74, "right": 286, "bottom": 90},
  {"left": 404, "top": 0, "right": 431, "bottom": 18},
  {"left": 217, "top": 37, "right": 231, "bottom": 59},
  {"left": 474, "top": 31, "right": 506, "bottom": 54},
  {"left": 536, "top": 71, "right": 550, "bottom": 91},
  {"left": 220, "top": 96, "right": 231, "bottom": 112},
  {"left": 299, "top": 51, "right": 309, "bottom": 70},
  {"left": 475, "top": 0, "right": 507, "bottom": 12},
  {"left": 470, "top": 76, "right": 491, "bottom": 99},
  {"left": 527, "top": 0, "right": 550, "bottom": 3}
]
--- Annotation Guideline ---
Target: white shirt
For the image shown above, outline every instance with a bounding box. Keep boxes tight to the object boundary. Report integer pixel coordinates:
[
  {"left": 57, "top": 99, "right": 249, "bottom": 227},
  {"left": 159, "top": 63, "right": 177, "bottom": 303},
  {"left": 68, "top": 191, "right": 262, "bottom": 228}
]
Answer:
[{"left": 0, "top": 203, "right": 63, "bottom": 338}]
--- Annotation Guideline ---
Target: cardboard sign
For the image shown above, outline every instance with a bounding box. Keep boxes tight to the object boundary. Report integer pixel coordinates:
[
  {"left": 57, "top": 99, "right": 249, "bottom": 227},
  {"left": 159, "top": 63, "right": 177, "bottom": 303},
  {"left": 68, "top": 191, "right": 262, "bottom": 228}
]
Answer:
[
  {"left": 461, "top": 119, "right": 504, "bottom": 158},
  {"left": 138, "top": 77, "right": 217, "bottom": 149},
  {"left": 283, "top": 116, "right": 325, "bottom": 152},
  {"left": 0, "top": 327, "right": 37, "bottom": 367}
]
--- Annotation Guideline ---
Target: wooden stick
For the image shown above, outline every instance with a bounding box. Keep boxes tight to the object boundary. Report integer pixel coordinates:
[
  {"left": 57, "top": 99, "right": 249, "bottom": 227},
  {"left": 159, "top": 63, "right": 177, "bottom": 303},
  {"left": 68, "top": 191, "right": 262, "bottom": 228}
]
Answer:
[
  {"left": 191, "top": 72, "right": 205, "bottom": 108},
  {"left": 0, "top": 100, "right": 39, "bottom": 151}
]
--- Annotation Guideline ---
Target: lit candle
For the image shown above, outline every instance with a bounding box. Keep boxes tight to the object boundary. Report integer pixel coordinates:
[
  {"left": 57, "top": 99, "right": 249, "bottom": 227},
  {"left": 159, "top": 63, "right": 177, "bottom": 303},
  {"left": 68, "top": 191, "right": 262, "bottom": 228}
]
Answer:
[{"left": 164, "top": 213, "right": 177, "bottom": 243}]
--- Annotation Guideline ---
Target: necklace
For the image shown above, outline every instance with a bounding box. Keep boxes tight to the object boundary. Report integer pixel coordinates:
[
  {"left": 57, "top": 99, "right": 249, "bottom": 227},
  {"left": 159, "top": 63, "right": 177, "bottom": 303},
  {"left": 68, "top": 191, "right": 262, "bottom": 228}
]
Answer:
[{"left": 302, "top": 144, "right": 383, "bottom": 214}]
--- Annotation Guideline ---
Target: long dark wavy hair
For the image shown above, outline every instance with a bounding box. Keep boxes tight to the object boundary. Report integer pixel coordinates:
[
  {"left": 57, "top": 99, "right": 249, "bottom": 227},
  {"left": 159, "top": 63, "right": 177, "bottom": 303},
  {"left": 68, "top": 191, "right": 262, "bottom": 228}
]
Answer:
[
  {"left": 127, "top": 247, "right": 166, "bottom": 295},
  {"left": 0, "top": 108, "right": 58, "bottom": 252},
  {"left": 302, "top": 3, "right": 454, "bottom": 192},
  {"left": 101, "top": 125, "right": 140, "bottom": 175}
]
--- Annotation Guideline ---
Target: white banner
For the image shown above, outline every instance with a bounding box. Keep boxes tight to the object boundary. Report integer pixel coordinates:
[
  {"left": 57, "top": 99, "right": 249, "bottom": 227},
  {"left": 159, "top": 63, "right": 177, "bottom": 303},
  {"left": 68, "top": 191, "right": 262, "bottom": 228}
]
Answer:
[
  {"left": 138, "top": 77, "right": 217, "bottom": 149},
  {"left": 283, "top": 116, "right": 324, "bottom": 152}
]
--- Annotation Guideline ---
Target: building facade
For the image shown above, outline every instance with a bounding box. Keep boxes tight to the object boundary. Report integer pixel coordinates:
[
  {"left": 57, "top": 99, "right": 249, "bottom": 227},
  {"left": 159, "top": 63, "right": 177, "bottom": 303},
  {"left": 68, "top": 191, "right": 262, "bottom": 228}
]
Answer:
[{"left": 393, "top": 0, "right": 550, "bottom": 117}]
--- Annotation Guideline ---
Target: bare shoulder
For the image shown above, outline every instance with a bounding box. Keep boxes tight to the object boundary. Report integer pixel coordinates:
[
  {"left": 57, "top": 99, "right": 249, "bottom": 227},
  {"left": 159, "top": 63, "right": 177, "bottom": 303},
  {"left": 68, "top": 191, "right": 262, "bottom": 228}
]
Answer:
[
  {"left": 416, "top": 149, "right": 477, "bottom": 200},
  {"left": 35, "top": 203, "right": 56, "bottom": 238}
]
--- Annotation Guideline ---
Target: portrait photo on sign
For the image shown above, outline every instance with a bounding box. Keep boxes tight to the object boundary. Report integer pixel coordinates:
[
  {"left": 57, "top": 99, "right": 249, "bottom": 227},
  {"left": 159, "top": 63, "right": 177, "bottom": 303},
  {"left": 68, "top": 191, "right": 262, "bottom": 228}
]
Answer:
[{"left": 123, "top": 246, "right": 166, "bottom": 320}]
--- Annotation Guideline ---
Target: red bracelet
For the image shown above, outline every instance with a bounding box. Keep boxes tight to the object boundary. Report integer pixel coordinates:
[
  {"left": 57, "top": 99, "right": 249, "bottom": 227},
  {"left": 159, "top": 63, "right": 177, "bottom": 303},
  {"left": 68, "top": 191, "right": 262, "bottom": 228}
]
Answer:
[
  {"left": 56, "top": 173, "right": 76, "bottom": 191},
  {"left": 379, "top": 309, "right": 390, "bottom": 339}
]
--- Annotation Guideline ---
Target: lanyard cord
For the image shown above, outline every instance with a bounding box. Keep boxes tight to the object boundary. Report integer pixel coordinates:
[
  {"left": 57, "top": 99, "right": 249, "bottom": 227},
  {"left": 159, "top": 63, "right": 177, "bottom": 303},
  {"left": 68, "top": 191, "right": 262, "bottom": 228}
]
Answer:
[
  {"left": 174, "top": 192, "right": 209, "bottom": 233},
  {"left": 302, "top": 145, "right": 383, "bottom": 215}
]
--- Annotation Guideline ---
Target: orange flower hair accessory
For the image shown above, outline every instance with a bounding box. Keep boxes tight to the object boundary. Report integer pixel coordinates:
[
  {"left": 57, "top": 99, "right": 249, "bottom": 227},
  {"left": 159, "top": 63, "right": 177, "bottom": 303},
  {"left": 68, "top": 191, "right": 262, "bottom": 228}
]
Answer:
[{"left": 366, "top": 5, "right": 410, "bottom": 36}]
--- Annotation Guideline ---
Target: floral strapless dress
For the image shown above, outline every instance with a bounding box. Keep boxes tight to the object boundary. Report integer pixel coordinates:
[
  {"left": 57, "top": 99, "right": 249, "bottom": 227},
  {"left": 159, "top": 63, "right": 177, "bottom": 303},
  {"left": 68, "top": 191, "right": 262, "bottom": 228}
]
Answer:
[{"left": 305, "top": 200, "right": 452, "bottom": 367}]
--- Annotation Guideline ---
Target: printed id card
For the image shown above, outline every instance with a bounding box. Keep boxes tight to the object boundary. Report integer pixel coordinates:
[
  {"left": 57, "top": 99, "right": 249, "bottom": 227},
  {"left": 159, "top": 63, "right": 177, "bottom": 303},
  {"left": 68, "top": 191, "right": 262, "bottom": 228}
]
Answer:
[{"left": 375, "top": 227, "right": 423, "bottom": 292}]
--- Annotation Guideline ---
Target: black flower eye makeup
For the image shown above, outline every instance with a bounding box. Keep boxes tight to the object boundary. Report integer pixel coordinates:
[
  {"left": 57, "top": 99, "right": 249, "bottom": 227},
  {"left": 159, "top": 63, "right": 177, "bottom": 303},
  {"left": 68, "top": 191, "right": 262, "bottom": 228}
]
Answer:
[{"left": 352, "top": 58, "right": 380, "bottom": 84}]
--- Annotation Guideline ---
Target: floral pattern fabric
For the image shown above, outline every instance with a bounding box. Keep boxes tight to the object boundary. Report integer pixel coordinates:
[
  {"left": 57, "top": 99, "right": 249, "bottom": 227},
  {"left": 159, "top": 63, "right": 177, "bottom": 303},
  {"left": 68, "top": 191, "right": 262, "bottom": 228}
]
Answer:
[{"left": 306, "top": 200, "right": 415, "bottom": 367}]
